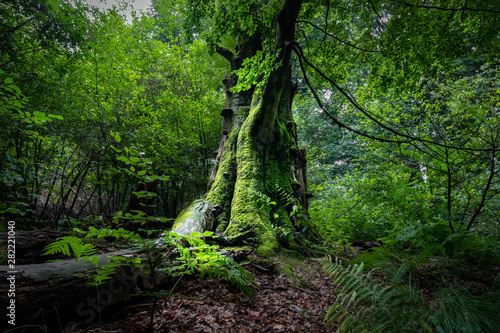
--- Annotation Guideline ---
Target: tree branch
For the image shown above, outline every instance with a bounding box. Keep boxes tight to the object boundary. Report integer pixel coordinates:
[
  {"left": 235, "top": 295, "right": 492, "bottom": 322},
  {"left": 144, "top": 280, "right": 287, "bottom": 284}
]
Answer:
[
  {"left": 293, "top": 45, "right": 407, "bottom": 145},
  {"left": 293, "top": 45, "right": 498, "bottom": 153},
  {"left": 466, "top": 150, "right": 497, "bottom": 231},
  {"left": 393, "top": 0, "right": 500, "bottom": 13},
  {"left": 214, "top": 44, "right": 234, "bottom": 62},
  {"left": 296, "top": 20, "right": 386, "bottom": 54}
]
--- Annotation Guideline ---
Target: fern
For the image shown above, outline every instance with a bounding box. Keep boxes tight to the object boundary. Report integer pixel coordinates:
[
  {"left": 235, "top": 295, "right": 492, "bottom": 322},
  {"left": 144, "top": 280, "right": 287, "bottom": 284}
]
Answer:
[
  {"left": 87, "top": 260, "right": 121, "bottom": 286},
  {"left": 42, "top": 236, "right": 98, "bottom": 262},
  {"left": 391, "top": 261, "right": 411, "bottom": 285},
  {"left": 201, "top": 255, "right": 259, "bottom": 296},
  {"left": 274, "top": 183, "right": 299, "bottom": 206},
  {"left": 167, "top": 232, "right": 259, "bottom": 296},
  {"left": 320, "top": 256, "right": 432, "bottom": 333},
  {"left": 190, "top": 242, "right": 259, "bottom": 296},
  {"left": 42, "top": 235, "right": 120, "bottom": 286}
]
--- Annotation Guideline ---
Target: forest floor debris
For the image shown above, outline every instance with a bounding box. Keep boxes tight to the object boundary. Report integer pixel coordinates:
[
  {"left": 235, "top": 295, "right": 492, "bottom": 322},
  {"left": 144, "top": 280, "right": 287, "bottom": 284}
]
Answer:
[{"left": 76, "top": 252, "right": 338, "bottom": 332}]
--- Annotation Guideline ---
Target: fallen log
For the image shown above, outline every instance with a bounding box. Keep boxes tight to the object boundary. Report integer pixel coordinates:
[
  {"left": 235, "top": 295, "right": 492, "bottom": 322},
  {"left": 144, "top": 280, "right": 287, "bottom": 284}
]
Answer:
[
  {"left": 0, "top": 249, "right": 150, "bottom": 332},
  {"left": 2, "top": 229, "right": 71, "bottom": 264},
  {"left": 0, "top": 207, "right": 254, "bottom": 332}
]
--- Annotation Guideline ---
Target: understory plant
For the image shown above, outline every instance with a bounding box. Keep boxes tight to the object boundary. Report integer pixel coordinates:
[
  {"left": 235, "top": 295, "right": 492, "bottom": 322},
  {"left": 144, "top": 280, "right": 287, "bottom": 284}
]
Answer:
[
  {"left": 379, "top": 223, "right": 500, "bottom": 272},
  {"left": 428, "top": 287, "right": 500, "bottom": 333},
  {"left": 43, "top": 228, "right": 258, "bottom": 330},
  {"left": 320, "top": 256, "right": 431, "bottom": 333},
  {"left": 321, "top": 256, "right": 500, "bottom": 332}
]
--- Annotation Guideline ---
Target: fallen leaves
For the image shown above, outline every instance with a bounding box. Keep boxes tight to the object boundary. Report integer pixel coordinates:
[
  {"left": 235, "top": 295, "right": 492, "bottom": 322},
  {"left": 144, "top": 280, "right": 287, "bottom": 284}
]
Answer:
[{"left": 77, "top": 253, "right": 337, "bottom": 332}]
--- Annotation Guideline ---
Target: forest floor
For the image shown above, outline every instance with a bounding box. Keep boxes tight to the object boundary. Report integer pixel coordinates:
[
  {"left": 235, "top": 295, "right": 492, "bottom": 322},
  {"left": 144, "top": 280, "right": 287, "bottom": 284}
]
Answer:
[
  {"left": 74, "top": 250, "right": 340, "bottom": 332},
  {"left": 3, "top": 231, "right": 497, "bottom": 332}
]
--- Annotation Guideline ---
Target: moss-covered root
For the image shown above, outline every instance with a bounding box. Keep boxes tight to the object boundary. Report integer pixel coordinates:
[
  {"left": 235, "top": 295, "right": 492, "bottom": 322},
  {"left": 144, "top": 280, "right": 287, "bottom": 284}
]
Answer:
[{"left": 171, "top": 199, "right": 218, "bottom": 236}]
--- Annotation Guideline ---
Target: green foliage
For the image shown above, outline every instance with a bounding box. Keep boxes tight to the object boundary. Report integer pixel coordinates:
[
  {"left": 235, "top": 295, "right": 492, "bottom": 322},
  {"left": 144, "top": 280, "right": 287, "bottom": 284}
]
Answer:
[
  {"left": 320, "top": 256, "right": 431, "bottom": 333},
  {"left": 343, "top": 233, "right": 500, "bottom": 332},
  {"left": 247, "top": 188, "right": 277, "bottom": 213},
  {"left": 87, "top": 260, "right": 122, "bottom": 287},
  {"left": 429, "top": 288, "right": 500, "bottom": 333},
  {"left": 309, "top": 162, "right": 434, "bottom": 242},
  {"left": 171, "top": 231, "right": 260, "bottom": 296},
  {"left": 380, "top": 223, "right": 500, "bottom": 271},
  {"left": 294, "top": 0, "right": 500, "bottom": 250},
  {"left": 231, "top": 48, "right": 281, "bottom": 94},
  {"left": 0, "top": 0, "right": 225, "bottom": 228},
  {"left": 44, "top": 226, "right": 258, "bottom": 296},
  {"left": 42, "top": 236, "right": 98, "bottom": 264},
  {"left": 180, "top": 0, "right": 280, "bottom": 46}
]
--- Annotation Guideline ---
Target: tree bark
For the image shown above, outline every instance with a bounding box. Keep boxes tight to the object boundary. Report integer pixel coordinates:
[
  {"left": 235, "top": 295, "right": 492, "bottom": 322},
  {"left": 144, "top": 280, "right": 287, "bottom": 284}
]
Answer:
[
  {"left": 0, "top": 250, "right": 149, "bottom": 332},
  {"left": 174, "top": 0, "right": 307, "bottom": 257},
  {"left": 171, "top": 199, "right": 221, "bottom": 235}
]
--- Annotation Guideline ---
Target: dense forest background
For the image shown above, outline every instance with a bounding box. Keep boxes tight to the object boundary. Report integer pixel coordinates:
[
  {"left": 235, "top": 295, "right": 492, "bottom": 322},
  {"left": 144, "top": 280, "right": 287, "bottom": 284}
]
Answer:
[{"left": 1, "top": 0, "right": 500, "bottom": 331}]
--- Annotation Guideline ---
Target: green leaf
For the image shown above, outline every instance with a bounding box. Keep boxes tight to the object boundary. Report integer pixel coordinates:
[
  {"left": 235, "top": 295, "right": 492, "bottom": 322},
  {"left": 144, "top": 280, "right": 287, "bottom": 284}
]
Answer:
[
  {"left": 110, "top": 144, "right": 121, "bottom": 152},
  {"left": 5, "top": 208, "right": 19, "bottom": 214},
  {"left": 48, "top": 114, "right": 64, "bottom": 120},
  {"left": 129, "top": 148, "right": 141, "bottom": 157}
]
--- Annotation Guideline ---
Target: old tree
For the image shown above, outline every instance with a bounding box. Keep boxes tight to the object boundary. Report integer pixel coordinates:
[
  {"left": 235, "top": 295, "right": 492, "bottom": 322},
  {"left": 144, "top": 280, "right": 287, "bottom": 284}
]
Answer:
[
  {"left": 171, "top": 0, "right": 500, "bottom": 256},
  {"left": 172, "top": 0, "right": 309, "bottom": 256}
]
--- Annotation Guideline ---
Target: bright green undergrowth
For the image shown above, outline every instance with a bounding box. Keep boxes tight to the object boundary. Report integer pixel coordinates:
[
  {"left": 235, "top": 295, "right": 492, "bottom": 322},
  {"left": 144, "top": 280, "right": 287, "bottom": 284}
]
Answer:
[
  {"left": 43, "top": 229, "right": 259, "bottom": 295},
  {"left": 321, "top": 256, "right": 500, "bottom": 333}
]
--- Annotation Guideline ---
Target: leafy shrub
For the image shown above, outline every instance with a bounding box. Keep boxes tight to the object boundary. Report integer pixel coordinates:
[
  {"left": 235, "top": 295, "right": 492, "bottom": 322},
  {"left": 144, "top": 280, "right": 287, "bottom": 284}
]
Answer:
[
  {"left": 381, "top": 223, "right": 500, "bottom": 271},
  {"left": 43, "top": 229, "right": 259, "bottom": 295},
  {"left": 309, "top": 165, "right": 435, "bottom": 243},
  {"left": 321, "top": 256, "right": 500, "bottom": 332}
]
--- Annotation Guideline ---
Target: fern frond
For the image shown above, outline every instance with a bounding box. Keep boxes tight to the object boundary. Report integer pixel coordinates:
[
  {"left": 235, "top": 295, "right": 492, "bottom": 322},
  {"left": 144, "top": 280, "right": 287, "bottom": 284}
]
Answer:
[
  {"left": 320, "top": 256, "right": 429, "bottom": 333},
  {"left": 73, "top": 243, "right": 98, "bottom": 259},
  {"left": 43, "top": 236, "right": 98, "bottom": 262},
  {"left": 43, "top": 236, "right": 81, "bottom": 257},
  {"left": 194, "top": 253, "right": 259, "bottom": 296},
  {"left": 88, "top": 260, "right": 120, "bottom": 286}
]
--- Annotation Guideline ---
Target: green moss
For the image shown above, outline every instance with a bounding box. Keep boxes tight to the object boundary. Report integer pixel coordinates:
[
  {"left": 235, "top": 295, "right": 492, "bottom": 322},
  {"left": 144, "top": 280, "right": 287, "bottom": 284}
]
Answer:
[
  {"left": 257, "top": 245, "right": 277, "bottom": 258},
  {"left": 256, "top": 223, "right": 281, "bottom": 257},
  {"left": 221, "top": 98, "right": 281, "bottom": 256},
  {"left": 207, "top": 120, "right": 240, "bottom": 229},
  {"left": 226, "top": 245, "right": 253, "bottom": 251},
  {"left": 203, "top": 63, "right": 302, "bottom": 258},
  {"left": 171, "top": 201, "right": 196, "bottom": 231}
]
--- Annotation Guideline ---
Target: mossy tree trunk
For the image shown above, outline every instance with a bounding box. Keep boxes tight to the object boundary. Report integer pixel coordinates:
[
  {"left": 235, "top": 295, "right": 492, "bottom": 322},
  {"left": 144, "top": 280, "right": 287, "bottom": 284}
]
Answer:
[{"left": 173, "top": 0, "right": 307, "bottom": 257}]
